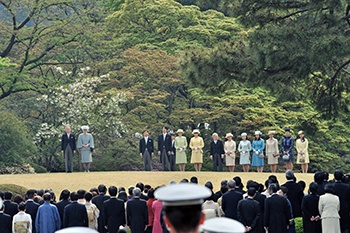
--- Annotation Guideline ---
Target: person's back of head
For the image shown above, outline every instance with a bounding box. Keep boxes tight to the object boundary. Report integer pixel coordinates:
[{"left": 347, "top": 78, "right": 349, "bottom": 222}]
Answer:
[
  {"left": 128, "top": 186, "right": 135, "bottom": 196},
  {"left": 227, "top": 179, "right": 236, "bottom": 189},
  {"left": 4, "top": 191, "right": 13, "bottom": 200},
  {"left": 0, "top": 191, "right": 4, "bottom": 200},
  {"left": 108, "top": 186, "right": 118, "bottom": 197},
  {"left": 258, "top": 184, "right": 264, "bottom": 193},
  {"left": 136, "top": 182, "right": 145, "bottom": 192},
  {"left": 84, "top": 192, "right": 93, "bottom": 203},
  {"left": 233, "top": 176, "right": 242, "bottom": 187},
  {"left": 343, "top": 175, "right": 350, "bottom": 184},
  {"left": 18, "top": 202, "right": 26, "bottom": 211},
  {"left": 37, "top": 189, "right": 44, "bottom": 197},
  {"left": 49, "top": 191, "right": 55, "bottom": 201},
  {"left": 45, "top": 188, "right": 52, "bottom": 193},
  {"left": 90, "top": 187, "right": 99, "bottom": 194},
  {"left": 309, "top": 182, "right": 318, "bottom": 194},
  {"left": 324, "top": 183, "right": 336, "bottom": 194},
  {"left": 221, "top": 180, "right": 228, "bottom": 187},
  {"left": 220, "top": 186, "right": 228, "bottom": 195},
  {"left": 247, "top": 188, "right": 256, "bottom": 197},
  {"left": 98, "top": 184, "right": 107, "bottom": 194},
  {"left": 144, "top": 185, "right": 151, "bottom": 193},
  {"left": 147, "top": 188, "right": 155, "bottom": 199},
  {"left": 205, "top": 181, "right": 213, "bottom": 190},
  {"left": 43, "top": 193, "right": 51, "bottom": 202},
  {"left": 180, "top": 179, "right": 189, "bottom": 183},
  {"left": 119, "top": 187, "right": 126, "bottom": 193},
  {"left": 190, "top": 176, "right": 198, "bottom": 184},
  {"left": 323, "top": 171, "right": 329, "bottom": 181},
  {"left": 280, "top": 186, "right": 288, "bottom": 196},
  {"left": 268, "top": 175, "right": 278, "bottom": 184},
  {"left": 314, "top": 172, "right": 324, "bottom": 184},
  {"left": 334, "top": 170, "right": 344, "bottom": 181},
  {"left": 60, "top": 189, "right": 70, "bottom": 200},
  {"left": 133, "top": 188, "right": 141, "bottom": 197},
  {"left": 285, "top": 170, "right": 294, "bottom": 180},
  {"left": 70, "top": 192, "right": 79, "bottom": 201},
  {"left": 250, "top": 182, "right": 259, "bottom": 191},
  {"left": 77, "top": 189, "right": 86, "bottom": 199},
  {"left": 26, "top": 190, "right": 36, "bottom": 199},
  {"left": 14, "top": 194, "right": 23, "bottom": 205},
  {"left": 268, "top": 184, "right": 278, "bottom": 194},
  {"left": 298, "top": 180, "right": 306, "bottom": 191}
]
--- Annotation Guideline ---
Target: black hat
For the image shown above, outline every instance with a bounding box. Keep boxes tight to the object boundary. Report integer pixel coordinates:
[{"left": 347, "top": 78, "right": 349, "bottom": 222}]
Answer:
[{"left": 285, "top": 128, "right": 291, "bottom": 132}]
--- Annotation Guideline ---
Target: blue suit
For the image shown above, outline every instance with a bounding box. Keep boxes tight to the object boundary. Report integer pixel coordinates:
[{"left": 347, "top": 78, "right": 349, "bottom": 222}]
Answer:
[{"left": 35, "top": 202, "right": 61, "bottom": 233}]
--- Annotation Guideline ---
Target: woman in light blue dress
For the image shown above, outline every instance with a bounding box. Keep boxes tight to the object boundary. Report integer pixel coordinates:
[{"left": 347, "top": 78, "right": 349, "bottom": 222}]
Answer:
[
  {"left": 238, "top": 133, "right": 251, "bottom": 172},
  {"left": 77, "top": 125, "right": 94, "bottom": 172},
  {"left": 252, "top": 131, "right": 265, "bottom": 172}
]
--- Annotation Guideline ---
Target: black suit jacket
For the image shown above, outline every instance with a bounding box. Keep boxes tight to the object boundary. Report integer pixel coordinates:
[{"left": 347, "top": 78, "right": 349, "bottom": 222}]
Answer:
[
  {"left": 237, "top": 198, "right": 260, "bottom": 232},
  {"left": 210, "top": 140, "right": 225, "bottom": 156},
  {"left": 61, "top": 133, "right": 76, "bottom": 151},
  {"left": 171, "top": 140, "right": 176, "bottom": 155},
  {"left": 254, "top": 192, "right": 266, "bottom": 233},
  {"left": 126, "top": 198, "right": 148, "bottom": 233},
  {"left": 158, "top": 134, "right": 171, "bottom": 153},
  {"left": 301, "top": 193, "right": 321, "bottom": 233},
  {"left": 264, "top": 194, "right": 289, "bottom": 233},
  {"left": 0, "top": 212, "right": 11, "bottom": 233},
  {"left": 316, "top": 182, "right": 326, "bottom": 195},
  {"left": 334, "top": 181, "right": 350, "bottom": 230},
  {"left": 213, "top": 190, "right": 222, "bottom": 202},
  {"left": 222, "top": 190, "right": 243, "bottom": 220},
  {"left": 56, "top": 199, "right": 71, "bottom": 228},
  {"left": 3, "top": 200, "right": 18, "bottom": 220},
  {"left": 103, "top": 197, "right": 126, "bottom": 233},
  {"left": 63, "top": 201, "right": 88, "bottom": 228},
  {"left": 25, "top": 200, "right": 40, "bottom": 233},
  {"left": 92, "top": 193, "right": 110, "bottom": 233},
  {"left": 281, "top": 181, "right": 304, "bottom": 217},
  {"left": 139, "top": 137, "right": 154, "bottom": 154}
]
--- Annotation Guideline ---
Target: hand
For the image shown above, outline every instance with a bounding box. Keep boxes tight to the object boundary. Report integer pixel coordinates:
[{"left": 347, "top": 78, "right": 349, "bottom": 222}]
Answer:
[
  {"left": 221, "top": 155, "right": 224, "bottom": 159},
  {"left": 264, "top": 227, "right": 268, "bottom": 231},
  {"left": 283, "top": 151, "right": 286, "bottom": 154},
  {"left": 310, "top": 216, "right": 314, "bottom": 221},
  {"left": 105, "top": 226, "right": 108, "bottom": 230},
  {"left": 227, "top": 152, "right": 230, "bottom": 155},
  {"left": 315, "top": 216, "right": 320, "bottom": 221},
  {"left": 140, "top": 153, "right": 143, "bottom": 158},
  {"left": 210, "top": 156, "right": 213, "bottom": 160},
  {"left": 144, "top": 226, "right": 148, "bottom": 231},
  {"left": 168, "top": 151, "right": 171, "bottom": 155},
  {"left": 287, "top": 225, "right": 289, "bottom": 230},
  {"left": 158, "top": 151, "right": 161, "bottom": 156},
  {"left": 151, "top": 153, "right": 154, "bottom": 157},
  {"left": 61, "top": 150, "right": 64, "bottom": 154},
  {"left": 73, "top": 150, "right": 76, "bottom": 153}
]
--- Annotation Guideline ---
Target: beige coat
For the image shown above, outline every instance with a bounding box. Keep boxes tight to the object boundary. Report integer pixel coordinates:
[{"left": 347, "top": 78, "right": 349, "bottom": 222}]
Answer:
[
  {"left": 296, "top": 138, "right": 309, "bottom": 164},
  {"left": 266, "top": 138, "right": 279, "bottom": 165},
  {"left": 224, "top": 140, "right": 236, "bottom": 166},
  {"left": 319, "top": 193, "right": 340, "bottom": 233}
]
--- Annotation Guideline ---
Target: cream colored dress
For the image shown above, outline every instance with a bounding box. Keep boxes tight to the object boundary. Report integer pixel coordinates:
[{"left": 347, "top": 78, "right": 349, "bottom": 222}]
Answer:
[
  {"left": 224, "top": 140, "right": 236, "bottom": 166},
  {"left": 296, "top": 138, "right": 309, "bottom": 164},
  {"left": 266, "top": 138, "right": 279, "bottom": 164},
  {"left": 190, "top": 136, "right": 204, "bottom": 163}
]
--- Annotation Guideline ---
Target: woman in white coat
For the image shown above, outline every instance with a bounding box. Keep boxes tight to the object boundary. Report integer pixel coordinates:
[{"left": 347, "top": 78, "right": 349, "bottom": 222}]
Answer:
[
  {"left": 319, "top": 184, "right": 341, "bottom": 233},
  {"left": 224, "top": 133, "right": 236, "bottom": 172}
]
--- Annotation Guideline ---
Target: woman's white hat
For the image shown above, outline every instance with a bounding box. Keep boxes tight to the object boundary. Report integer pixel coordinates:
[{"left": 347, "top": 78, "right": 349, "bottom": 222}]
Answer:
[
  {"left": 241, "top": 133, "right": 247, "bottom": 137},
  {"left": 192, "top": 129, "right": 200, "bottom": 134},
  {"left": 81, "top": 125, "right": 89, "bottom": 130},
  {"left": 255, "top": 131, "right": 262, "bottom": 135}
]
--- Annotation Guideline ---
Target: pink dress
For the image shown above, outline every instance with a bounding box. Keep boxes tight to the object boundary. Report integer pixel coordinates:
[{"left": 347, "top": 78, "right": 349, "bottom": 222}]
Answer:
[{"left": 152, "top": 200, "right": 163, "bottom": 233}]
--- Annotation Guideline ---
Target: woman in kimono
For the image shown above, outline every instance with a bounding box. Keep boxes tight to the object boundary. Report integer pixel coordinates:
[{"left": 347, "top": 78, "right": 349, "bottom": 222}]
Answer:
[
  {"left": 238, "top": 133, "right": 251, "bottom": 172},
  {"left": 77, "top": 125, "right": 94, "bottom": 172},
  {"left": 189, "top": 129, "right": 204, "bottom": 172},
  {"left": 252, "top": 131, "right": 265, "bottom": 172},
  {"left": 224, "top": 133, "right": 236, "bottom": 172},
  {"left": 296, "top": 130, "right": 309, "bottom": 173},
  {"left": 266, "top": 131, "right": 279, "bottom": 173},
  {"left": 175, "top": 129, "right": 188, "bottom": 172}
]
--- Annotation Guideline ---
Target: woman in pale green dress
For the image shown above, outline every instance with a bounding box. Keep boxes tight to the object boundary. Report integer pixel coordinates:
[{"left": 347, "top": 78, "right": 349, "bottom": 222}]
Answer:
[
  {"left": 175, "top": 129, "right": 188, "bottom": 172},
  {"left": 77, "top": 125, "right": 94, "bottom": 172}
]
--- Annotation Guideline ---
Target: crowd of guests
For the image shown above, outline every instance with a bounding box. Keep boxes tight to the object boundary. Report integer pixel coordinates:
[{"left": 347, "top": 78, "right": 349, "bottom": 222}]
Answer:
[
  {"left": 1, "top": 169, "right": 349, "bottom": 233},
  {"left": 140, "top": 126, "right": 310, "bottom": 173}
]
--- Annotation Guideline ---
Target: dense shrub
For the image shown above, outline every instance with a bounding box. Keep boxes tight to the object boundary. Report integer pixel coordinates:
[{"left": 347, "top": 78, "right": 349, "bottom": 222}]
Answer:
[
  {"left": 294, "top": 217, "right": 303, "bottom": 233},
  {"left": 0, "top": 184, "right": 28, "bottom": 197}
]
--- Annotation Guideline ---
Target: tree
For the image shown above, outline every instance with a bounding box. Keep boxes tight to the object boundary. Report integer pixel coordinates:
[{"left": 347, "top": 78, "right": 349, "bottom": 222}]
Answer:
[{"left": 0, "top": 57, "right": 15, "bottom": 69}]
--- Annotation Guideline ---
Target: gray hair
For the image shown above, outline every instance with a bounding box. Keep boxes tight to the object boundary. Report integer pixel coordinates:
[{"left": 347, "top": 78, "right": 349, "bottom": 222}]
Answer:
[
  {"left": 227, "top": 179, "right": 236, "bottom": 189},
  {"left": 65, "top": 126, "right": 71, "bottom": 130},
  {"left": 133, "top": 188, "right": 141, "bottom": 197},
  {"left": 212, "top": 133, "right": 218, "bottom": 137},
  {"left": 286, "top": 170, "right": 294, "bottom": 180}
]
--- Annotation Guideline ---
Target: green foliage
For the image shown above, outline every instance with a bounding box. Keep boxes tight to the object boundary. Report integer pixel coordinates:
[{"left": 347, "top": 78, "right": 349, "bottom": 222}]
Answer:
[
  {"left": 27, "top": 162, "right": 47, "bottom": 173},
  {"left": 0, "top": 57, "right": 16, "bottom": 70},
  {"left": 0, "top": 184, "right": 28, "bottom": 197},
  {"left": 105, "top": 0, "right": 125, "bottom": 11},
  {"left": 294, "top": 217, "right": 303, "bottom": 233}
]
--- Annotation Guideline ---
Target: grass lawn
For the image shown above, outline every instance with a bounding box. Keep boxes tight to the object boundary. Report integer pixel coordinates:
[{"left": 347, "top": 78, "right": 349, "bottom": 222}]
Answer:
[{"left": 0, "top": 171, "right": 315, "bottom": 195}]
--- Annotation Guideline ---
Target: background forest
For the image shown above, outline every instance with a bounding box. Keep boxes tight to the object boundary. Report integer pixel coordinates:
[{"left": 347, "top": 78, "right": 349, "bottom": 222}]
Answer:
[{"left": 0, "top": 0, "right": 349, "bottom": 173}]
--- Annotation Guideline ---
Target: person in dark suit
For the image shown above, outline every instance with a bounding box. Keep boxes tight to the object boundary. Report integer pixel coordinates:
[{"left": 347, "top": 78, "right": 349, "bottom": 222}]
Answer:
[
  {"left": 61, "top": 126, "right": 76, "bottom": 173},
  {"left": 0, "top": 200, "right": 11, "bottom": 233},
  {"left": 136, "top": 183, "right": 149, "bottom": 201},
  {"left": 314, "top": 172, "right": 326, "bottom": 195},
  {"left": 250, "top": 182, "right": 266, "bottom": 233},
  {"left": 158, "top": 126, "right": 172, "bottom": 171},
  {"left": 281, "top": 170, "right": 304, "bottom": 218},
  {"left": 301, "top": 182, "right": 321, "bottom": 233},
  {"left": 139, "top": 130, "right": 154, "bottom": 171},
  {"left": 56, "top": 189, "right": 71, "bottom": 228},
  {"left": 170, "top": 133, "right": 177, "bottom": 171},
  {"left": 103, "top": 186, "right": 126, "bottom": 233},
  {"left": 210, "top": 133, "right": 225, "bottom": 172},
  {"left": 233, "top": 176, "right": 246, "bottom": 195},
  {"left": 92, "top": 184, "right": 110, "bottom": 233},
  {"left": 213, "top": 180, "right": 228, "bottom": 202},
  {"left": 333, "top": 170, "right": 350, "bottom": 233},
  {"left": 222, "top": 179, "right": 243, "bottom": 220},
  {"left": 63, "top": 192, "right": 88, "bottom": 228},
  {"left": 3, "top": 191, "right": 18, "bottom": 221},
  {"left": 126, "top": 188, "right": 148, "bottom": 233},
  {"left": 264, "top": 184, "right": 289, "bottom": 233},
  {"left": 237, "top": 188, "right": 261, "bottom": 233},
  {"left": 25, "top": 189, "right": 40, "bottom": 233}
]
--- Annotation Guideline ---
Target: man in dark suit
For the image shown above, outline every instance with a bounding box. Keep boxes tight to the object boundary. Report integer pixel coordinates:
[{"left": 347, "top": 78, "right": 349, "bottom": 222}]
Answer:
[
  {"left": 251, "top": 182, "right": 266, "bottom": 233},
  {"left": 139, "top": 130, "right": 154, "bottom": 171},
  {"left": 222, "top": 180, "right": 243, "bottom": 220},
  {"left": 213, "top": 180, "right": 228, "bottom": 202},
  {"left": 0, "top": 200, "right": 11, "bottom": 233},
  {"left": 238, "top": 188, "right": 261, "bottom": 233},
  {"left": 158, "top": 126, "right": 172, "bottom": 171},
  {"left": 233, "top": 176, "right": 246, "bottom": 195},
  {"left": 301, "top": 182, "right": 321, "bottom": 233},
  {"left": 3, "top": 191, "right": 18, "bottom": 221},
  {"left": 126, "top": 188, "right": 148, "bottom": 233},
  {"left": 333, "top": 170, "right": 350, "bottom": 233},
  {"left": 61, "top": 126, "right": 76, "bottom": 173},
  {"left": 92, "top": 184, "right": 110, "bottom": 233},
  {"left": 103, "top": 186, "right": 126, "bottom": 233},
  {"left": 56, "top": 189, "right": 71, "bottom": 228},
  {"left": 264, "top": 184, "right": 289, "bottom": 233},
  {"left": 25, "top": 189, "right": 40, "bottom": 233},
  {"left": 63, "top": 192, "right": 88, "bottom": 228},
  {"left": 210, "top": 133, "right": 225, "bottom": 172},
  {"left": 281, "top": 170, "right": 303, "bottom": 218}
]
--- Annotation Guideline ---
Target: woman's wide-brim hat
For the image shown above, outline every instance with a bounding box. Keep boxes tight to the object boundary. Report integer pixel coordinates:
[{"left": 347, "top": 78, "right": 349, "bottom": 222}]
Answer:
[
  {"left": 81, "top": 125, "right": 89, "bottom": 130},
  {"left": 298, "top": 130, "right": 304, "bottom": 135},
  {"left": 226, "top": 133, "right": 233, "bottom": 138},
  {"left": 268, "top": 131, "right": 276, "bottom": 135},
  {"left": 192, "top": 129, "right": 200, "bottom": 134},
  {"left": 254, "top": 131, "right": 262, "bottom": 135},
  {"left": 241, "top": 133, "right": 247, "bottom": 137},
  {"left": 285, "top": 127, "right": 291, "bottom": 132},
  {"left": 176, "top": 129, "right": 184, "bottom": 133}
]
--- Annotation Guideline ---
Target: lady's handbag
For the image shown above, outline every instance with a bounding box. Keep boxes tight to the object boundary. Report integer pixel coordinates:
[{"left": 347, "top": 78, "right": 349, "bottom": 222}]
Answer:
[
  {"left": 259, "top": 153, "right": 264, "bottom": 158},
  {"left": 282, "top": 153, "right": 290, "bottom": 161}
]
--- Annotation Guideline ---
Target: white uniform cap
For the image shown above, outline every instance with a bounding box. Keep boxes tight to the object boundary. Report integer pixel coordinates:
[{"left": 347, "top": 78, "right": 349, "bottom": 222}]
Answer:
[
  {"left": 55, "top": 227, "right": 98, "bottom": 233},
  {"left": 201, "top": 217, "right": 245, "bottom": 233},
  {"left": 154, "top": 183, "right": 211, "bottom": 207}
]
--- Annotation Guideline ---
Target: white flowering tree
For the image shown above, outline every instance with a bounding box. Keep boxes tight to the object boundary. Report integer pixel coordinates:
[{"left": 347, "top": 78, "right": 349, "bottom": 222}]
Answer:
[{"left": 34, "top": 67, "right": 128, "bottom": 171}]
